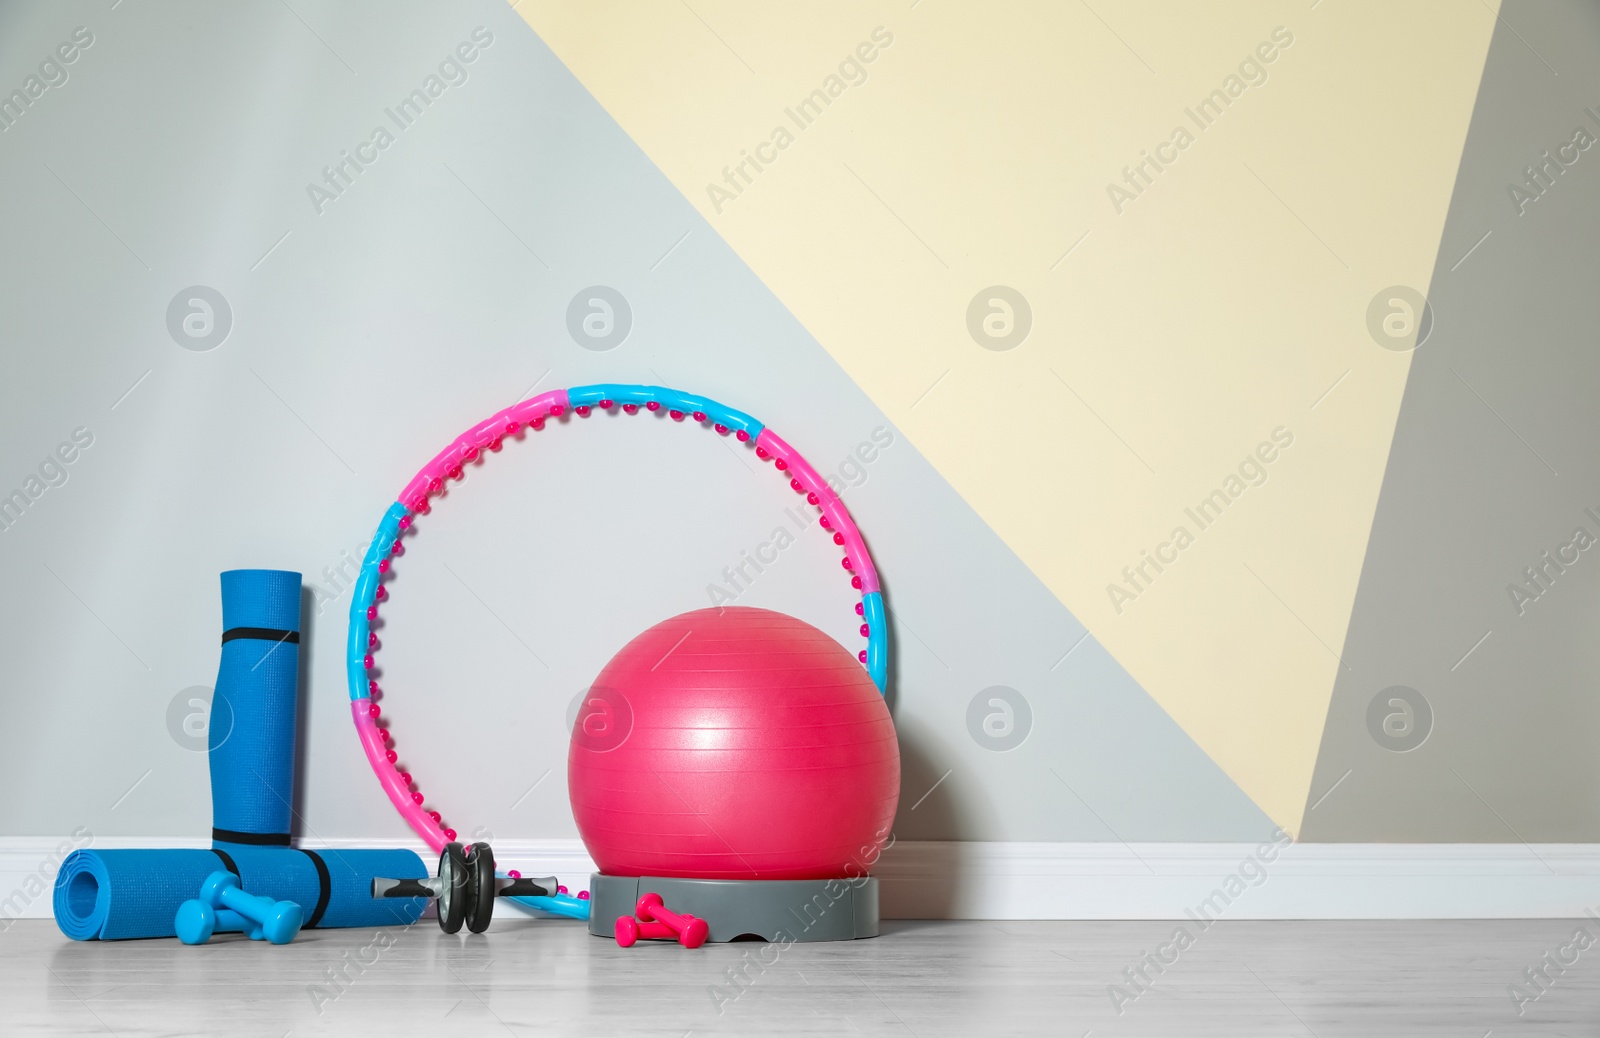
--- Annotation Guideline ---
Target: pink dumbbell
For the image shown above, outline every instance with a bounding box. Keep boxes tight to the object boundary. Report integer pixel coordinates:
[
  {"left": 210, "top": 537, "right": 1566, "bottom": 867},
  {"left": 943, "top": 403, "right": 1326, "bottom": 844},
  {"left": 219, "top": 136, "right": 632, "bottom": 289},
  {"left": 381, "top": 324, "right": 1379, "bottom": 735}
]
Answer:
[
  {"left": 635, "top": 892, "right": 709, "bottom": 949},
  {"left": 613, "top": 915, "right": 677, "bottom": 947}
]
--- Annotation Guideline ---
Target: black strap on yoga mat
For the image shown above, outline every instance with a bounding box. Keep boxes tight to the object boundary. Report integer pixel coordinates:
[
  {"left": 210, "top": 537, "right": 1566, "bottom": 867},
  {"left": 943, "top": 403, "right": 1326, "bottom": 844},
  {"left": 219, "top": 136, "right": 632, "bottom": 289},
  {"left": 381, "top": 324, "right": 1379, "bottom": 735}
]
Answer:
[
  {"left": 209, "top": 848, "right": 240, "bottom": 878},
  {"left": 220, "top": 626, "right": 299, "bottom": 645},
  {"left": 211, "top": 827, "right": 291, "bottom": 847},
  {"left": 295, "top": 849, "right": 332, "bottom": 928}
]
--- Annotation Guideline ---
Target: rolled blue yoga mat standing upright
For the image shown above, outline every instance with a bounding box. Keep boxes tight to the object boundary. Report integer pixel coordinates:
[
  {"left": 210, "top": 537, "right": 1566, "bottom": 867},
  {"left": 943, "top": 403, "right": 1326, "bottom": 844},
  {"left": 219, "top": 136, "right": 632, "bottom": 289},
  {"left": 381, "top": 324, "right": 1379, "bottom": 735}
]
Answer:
[
  {"left": 54, "top": 569, "right": 426, "bottom": 940},
  {"left": 211, "top": 568, "right": 301, "bottom": 846}
]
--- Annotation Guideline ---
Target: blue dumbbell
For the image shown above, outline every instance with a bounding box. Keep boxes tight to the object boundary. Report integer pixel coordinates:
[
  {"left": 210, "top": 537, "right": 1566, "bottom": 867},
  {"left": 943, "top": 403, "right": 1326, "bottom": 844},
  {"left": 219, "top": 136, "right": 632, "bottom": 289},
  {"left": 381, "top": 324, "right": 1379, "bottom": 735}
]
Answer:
[
  {"left": 175, "top": 871, "right": 303, "bottom": 945},
  {"left": 175, "top": 903, "right": 261, "bottom": 944}
]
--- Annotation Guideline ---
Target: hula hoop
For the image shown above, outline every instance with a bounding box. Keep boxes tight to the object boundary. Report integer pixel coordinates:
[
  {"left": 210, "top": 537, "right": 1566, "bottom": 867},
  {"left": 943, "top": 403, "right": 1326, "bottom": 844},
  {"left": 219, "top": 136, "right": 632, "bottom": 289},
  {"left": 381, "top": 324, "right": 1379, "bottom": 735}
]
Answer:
[{"left": 347, "top": 384, "right": 889, "bottom": 854}]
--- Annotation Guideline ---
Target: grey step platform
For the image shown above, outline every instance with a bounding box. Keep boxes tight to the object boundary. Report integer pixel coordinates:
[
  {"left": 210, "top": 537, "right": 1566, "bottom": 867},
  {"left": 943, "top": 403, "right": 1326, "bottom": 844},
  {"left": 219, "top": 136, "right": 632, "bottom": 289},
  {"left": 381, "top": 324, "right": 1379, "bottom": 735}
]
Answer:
[{"left": 585, "top": 873, "right": 879, "bottom": 943}]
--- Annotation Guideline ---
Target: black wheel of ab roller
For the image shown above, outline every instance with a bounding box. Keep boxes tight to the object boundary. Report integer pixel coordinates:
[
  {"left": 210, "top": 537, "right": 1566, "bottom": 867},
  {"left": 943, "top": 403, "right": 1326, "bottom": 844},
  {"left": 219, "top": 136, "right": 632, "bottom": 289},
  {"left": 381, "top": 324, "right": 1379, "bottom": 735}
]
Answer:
[
  {"left": 437, "top": 842, "right": 468, "bottom": 934},
  {"left": 465, "top": 842, "right": 496, "bottom": 934}
]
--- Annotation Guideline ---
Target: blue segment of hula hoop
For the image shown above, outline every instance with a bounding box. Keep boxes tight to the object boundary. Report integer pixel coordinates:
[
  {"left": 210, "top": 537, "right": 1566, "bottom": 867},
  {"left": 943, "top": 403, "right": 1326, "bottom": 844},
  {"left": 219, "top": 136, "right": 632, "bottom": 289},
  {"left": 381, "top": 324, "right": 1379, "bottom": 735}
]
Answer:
[
  {"left": 565, "top": 383, "right": 647, "bottom": 407},
  {"left": 567, "top": 383, "right": 764, "bottom": 440},
  {"left": 862, "top": 591, "right": 887, "bottom": 692},
  {"left": 347, "top": 501, "right": 409, "bottom": 701}
]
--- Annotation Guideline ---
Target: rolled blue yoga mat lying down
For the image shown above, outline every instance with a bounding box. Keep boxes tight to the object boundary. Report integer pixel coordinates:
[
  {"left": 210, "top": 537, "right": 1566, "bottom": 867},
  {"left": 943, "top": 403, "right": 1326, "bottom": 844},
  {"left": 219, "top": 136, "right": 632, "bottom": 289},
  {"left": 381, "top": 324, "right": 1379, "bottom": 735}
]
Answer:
[
  {"left": 53, "top": 846, "right": 427, "bottom": 940},
  {"left": 54, "top": 569, "right": 427, "bottom": 940}
]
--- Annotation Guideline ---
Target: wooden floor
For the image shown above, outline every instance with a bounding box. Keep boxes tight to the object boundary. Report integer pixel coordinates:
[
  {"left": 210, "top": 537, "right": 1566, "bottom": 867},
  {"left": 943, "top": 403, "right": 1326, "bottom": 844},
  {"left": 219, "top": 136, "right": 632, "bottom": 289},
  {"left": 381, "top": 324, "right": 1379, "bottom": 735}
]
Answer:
[{"left": 3, "top": 917, "right": 1594, "bottom": 1035}]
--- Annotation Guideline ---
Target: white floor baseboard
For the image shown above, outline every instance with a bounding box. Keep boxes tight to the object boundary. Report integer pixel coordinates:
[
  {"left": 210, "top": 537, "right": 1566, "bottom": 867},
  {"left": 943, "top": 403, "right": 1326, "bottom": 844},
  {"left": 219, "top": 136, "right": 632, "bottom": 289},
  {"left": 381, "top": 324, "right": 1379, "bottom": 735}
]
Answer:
[
  {"left": 6, "top": 837, "right": 1600, "bottom": 921},
  {"left": 871, "top": 840, "right": 1600, "bottom": 920}
]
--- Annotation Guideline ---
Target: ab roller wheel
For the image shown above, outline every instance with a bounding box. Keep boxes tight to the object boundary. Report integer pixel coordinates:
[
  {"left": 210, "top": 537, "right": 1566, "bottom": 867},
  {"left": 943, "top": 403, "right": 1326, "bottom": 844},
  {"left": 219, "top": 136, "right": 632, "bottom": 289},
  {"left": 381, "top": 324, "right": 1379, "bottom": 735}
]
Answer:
[
  {"left": 373, "top": 841, "right": 558, "bottom": 935},
  {"left": 437, "top": 842, "right": 469, "bottom": 934},
  {"left": 467, "top": 843, "right": 496, "bottom": 935}
]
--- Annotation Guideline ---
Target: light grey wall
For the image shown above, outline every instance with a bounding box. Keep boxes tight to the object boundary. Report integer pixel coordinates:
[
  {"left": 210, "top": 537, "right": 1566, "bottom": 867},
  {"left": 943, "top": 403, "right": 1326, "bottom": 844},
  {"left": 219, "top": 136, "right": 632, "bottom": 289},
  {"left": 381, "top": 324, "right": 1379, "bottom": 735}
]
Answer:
[{"left": 0, "top": 0, "right": 1272, "bottom": 846}]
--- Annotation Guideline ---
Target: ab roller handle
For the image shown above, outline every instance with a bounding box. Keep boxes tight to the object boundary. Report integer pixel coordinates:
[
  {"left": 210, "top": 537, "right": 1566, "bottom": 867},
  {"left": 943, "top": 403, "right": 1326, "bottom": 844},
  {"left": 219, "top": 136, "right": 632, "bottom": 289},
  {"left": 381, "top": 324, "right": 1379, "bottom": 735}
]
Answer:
[{"left": 373, "top": 876, "right": 559, "bottom": 900}]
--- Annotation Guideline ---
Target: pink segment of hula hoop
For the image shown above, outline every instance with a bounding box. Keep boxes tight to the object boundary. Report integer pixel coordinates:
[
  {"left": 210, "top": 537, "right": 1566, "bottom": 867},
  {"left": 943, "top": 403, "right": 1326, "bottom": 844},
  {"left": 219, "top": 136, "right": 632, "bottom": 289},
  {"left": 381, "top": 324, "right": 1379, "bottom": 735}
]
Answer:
[
  {"left": 353, "top": 700, "right": 445, "bottom": 853},
  {"left": 755, "top": 429, "right": 879, "bottom": 595},
  {"left": 398, "top": 390, "right": 569, "bottom": 508}
]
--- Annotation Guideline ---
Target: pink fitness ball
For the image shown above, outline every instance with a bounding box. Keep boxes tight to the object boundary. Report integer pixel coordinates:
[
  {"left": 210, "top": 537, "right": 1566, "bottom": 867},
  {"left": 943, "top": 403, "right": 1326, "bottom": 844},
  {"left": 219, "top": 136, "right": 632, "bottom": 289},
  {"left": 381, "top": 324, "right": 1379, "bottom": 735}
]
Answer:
[{"left": 568, "top": 606, "right": 898, "bottom": 881}]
